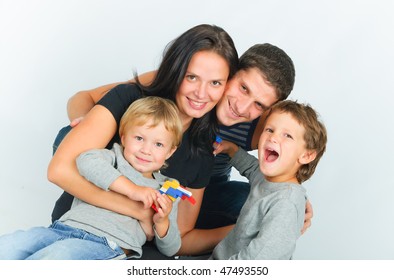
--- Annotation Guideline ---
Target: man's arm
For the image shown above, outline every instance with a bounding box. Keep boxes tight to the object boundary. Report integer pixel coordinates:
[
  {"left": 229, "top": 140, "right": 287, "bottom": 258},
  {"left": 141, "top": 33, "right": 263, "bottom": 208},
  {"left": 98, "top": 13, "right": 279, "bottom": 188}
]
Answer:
[{"left": 67, "top": 71, "right": 157, "bottom": 121}]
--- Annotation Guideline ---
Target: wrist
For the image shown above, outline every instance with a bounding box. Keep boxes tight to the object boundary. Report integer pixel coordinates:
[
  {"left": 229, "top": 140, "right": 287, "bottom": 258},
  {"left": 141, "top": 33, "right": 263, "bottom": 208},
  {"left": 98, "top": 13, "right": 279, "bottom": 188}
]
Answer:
[{"left": 154, "top": 219, "right": 169, "bottom": 238}]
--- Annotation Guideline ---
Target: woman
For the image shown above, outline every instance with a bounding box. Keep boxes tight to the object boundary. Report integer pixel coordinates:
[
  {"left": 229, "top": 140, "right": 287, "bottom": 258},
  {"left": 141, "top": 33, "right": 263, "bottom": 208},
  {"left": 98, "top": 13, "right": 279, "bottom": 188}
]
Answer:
[{"left": 48, "top": 24, "right": 239, "bottom": 257}]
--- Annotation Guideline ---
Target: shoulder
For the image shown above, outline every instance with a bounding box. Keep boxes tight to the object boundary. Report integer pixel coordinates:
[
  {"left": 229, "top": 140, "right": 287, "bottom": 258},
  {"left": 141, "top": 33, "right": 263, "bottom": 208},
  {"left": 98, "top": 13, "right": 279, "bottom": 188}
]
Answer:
[
  {"left": 98, "top": 83, "right": 143, "bottom": 107},
  {"left": 97, "top": 83, "right": 143, "bottom": 124},
  {"left": 267, "top": 183, "right": 307, "bottom": 209}
]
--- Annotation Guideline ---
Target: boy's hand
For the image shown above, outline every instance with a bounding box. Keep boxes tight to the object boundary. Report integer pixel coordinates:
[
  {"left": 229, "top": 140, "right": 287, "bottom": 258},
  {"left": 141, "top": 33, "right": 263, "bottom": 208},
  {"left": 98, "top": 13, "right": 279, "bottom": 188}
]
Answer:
[
  {"left": 213, "top": 139, "right": 239, "bottom": 158},
  {"left": 129, "top": 186, "right": 160, "bottom": 209},
  {"left": 152, "top": 193, "right": 173, "bottom": 238}
]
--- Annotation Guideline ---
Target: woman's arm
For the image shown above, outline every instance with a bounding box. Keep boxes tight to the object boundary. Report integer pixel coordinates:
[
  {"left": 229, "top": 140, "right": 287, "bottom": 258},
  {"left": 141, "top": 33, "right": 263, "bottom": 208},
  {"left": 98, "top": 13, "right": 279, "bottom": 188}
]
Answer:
[
  {"left": 47, "top": 105, "right": 151, "bottom": 220},
  {"left": 67, "top": 71, "right": 157, "bottom": 121},
  {"left": 175, "top": 188, "right": 234, "bottom": 255}
]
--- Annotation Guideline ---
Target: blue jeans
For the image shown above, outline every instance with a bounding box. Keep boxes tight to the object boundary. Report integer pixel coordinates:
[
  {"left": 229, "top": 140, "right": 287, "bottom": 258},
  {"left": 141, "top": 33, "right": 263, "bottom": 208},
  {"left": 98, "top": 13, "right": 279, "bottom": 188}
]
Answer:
[
  {"left": 51, "top": 125, "right": 74, "bottom": 222},
  {"left": 0, "top": 221, "right": 126, "bottom": 260}
]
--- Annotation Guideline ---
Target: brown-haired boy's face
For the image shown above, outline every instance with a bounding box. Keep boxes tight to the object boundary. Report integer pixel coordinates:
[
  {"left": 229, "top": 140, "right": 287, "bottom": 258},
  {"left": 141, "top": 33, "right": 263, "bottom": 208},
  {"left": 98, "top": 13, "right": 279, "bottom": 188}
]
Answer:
[
  {"left": 216, "top": 68, "right": 278, "bottom": 126},
  {"left": 257, "top": 111, "right": 309, "bottom": 183}
]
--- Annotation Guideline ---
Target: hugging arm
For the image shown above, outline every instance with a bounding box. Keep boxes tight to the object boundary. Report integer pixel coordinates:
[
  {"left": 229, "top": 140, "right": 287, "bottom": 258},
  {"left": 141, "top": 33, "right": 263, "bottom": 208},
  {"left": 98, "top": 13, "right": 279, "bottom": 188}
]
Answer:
[
  {"left": 176, "top": 187, "right": 234, "bottom": 255},
  {"left": 76, "top": 147, "right": 159, "bottom": 209},
  {"left": 47, "top": 105, "right": 151, "bottom": 221},
  {"left": 67, "top": 71, "right": 157, "bottom": 121}
]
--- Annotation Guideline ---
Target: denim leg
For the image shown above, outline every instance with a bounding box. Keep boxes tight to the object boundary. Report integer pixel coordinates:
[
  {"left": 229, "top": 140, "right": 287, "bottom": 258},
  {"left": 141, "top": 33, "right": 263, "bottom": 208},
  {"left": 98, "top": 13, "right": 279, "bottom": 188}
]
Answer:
[
  {"left": 0, "top": 223, "right": 69, "bottom": 260},
  {"left": 52, "top": 125, "right": 72, "bottom": 155},
  {"left": 25, "top": 221, "right": 126, "bottom": 260},
  {"left": 195, "top": 177, "right": 251, "bottom": 229},
  {"left": 51, "top": 125, "right": 75, "bottom": 222}
]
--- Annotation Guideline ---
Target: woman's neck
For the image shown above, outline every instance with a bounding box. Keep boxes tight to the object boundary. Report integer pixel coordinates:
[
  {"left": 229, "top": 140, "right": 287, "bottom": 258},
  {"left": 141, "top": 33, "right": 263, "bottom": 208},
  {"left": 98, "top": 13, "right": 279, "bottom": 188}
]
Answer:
[{"left": 180, "top": 113, "right": 193, "bottom": 133}]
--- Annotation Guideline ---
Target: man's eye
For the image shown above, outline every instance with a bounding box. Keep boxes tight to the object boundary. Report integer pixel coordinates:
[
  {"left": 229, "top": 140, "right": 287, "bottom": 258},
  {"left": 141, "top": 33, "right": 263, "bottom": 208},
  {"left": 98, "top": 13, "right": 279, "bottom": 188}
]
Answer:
[
  {"left": 212, "top": 81, "right": 222, "bottom": 86},
  {"left": 255, "top": 102, "right": 264, "bottom": 110}
]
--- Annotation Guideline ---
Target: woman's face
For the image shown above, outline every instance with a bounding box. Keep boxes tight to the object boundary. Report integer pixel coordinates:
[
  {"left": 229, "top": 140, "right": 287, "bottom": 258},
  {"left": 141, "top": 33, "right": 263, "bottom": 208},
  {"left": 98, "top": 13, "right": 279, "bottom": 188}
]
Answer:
[
  {"left": 176, "top": 50, "right": 229, "bottom": 124},
  {"left": 216, "top": 68, "right": 278, "bottom": 126}
]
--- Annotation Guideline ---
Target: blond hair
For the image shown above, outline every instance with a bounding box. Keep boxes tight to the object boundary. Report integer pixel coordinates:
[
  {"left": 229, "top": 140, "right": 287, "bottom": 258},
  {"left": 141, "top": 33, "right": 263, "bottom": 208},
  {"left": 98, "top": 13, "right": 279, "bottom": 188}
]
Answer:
[
  {"left": 266, "top": 100, "right": 327, "bottom": 183},
  {"left": 119, "top": 96, "right": 183, "bottom": 148}
]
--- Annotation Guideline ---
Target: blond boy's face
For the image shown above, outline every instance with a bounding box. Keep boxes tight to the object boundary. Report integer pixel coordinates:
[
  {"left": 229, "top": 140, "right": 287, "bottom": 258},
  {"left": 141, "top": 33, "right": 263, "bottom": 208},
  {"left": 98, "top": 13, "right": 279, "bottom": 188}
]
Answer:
[
  {"left": 121, "top": 120, "right": 176, "bottom": 178},
  {"left": 258, "top": 111, "right": 311, "bottom": 183}
]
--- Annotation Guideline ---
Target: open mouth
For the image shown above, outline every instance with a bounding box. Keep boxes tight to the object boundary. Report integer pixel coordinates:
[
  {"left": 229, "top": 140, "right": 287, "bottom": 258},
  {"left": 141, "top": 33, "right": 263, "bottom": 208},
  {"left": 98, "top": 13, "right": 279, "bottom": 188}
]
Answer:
[{"left": 265, "top": 148, "right": 279, "bottom": 162}]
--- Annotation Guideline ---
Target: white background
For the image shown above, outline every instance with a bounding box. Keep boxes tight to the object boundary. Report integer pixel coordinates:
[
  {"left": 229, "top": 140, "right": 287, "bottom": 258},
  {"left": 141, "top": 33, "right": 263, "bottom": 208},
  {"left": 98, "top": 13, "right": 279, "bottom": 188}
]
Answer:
[{"left": 1, "top": 0, "right": 393, "bottom": 260}]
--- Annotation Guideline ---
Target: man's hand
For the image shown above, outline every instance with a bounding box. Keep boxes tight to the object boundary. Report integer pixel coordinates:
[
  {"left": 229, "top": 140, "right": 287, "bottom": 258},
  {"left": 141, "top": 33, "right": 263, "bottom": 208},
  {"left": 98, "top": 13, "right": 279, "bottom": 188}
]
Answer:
[
  {"left": 70, "top": 116, "right": 84, "bottom": 127},
  {"left": 301, "top": 200, "right": 313, "bottom": 234}
]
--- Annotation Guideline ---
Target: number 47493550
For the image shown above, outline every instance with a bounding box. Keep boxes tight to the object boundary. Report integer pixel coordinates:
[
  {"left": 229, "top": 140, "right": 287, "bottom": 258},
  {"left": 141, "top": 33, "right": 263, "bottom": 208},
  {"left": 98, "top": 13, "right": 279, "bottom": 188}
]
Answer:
[{"left": 219, "top": 266, "right": 268, "bottom": 276}]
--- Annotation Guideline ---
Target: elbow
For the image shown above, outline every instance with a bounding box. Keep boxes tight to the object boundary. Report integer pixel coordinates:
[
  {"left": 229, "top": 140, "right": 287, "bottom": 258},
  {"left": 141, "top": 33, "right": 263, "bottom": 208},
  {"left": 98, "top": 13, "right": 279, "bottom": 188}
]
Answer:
[{"left": 47, "top": 158, "right": 67, "bottom": 186}]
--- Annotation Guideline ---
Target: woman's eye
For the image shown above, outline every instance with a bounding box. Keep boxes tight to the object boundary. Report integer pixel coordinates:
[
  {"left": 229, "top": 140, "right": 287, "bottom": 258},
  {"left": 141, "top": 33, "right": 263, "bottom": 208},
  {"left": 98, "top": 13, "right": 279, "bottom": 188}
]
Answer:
[{"left": 186, "top": 75, "right": 196, "bottom": 81}]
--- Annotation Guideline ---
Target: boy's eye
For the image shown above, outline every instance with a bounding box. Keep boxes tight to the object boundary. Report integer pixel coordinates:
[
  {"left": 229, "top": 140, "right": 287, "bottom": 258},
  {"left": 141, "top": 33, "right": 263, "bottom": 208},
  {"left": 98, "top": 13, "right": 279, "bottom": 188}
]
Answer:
[
  {"left": 265, "top": 128, "right": 273, "bottom": 133},
  {"left": 155, "top": 142, "right": 164, "bottom": 148},
  {"left": 135, "top": 136, "right": 143, "bottom": 141},
  {"left": 285, "top": 133, "right": 293, "bottom": 139}
]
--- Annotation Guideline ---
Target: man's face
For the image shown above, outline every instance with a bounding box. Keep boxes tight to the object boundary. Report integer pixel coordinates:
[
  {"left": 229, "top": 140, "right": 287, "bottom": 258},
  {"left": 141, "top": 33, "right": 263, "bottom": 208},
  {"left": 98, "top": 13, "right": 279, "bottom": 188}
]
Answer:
[{"left": 216, "top": 68, "right": 278, "bottom": 126}]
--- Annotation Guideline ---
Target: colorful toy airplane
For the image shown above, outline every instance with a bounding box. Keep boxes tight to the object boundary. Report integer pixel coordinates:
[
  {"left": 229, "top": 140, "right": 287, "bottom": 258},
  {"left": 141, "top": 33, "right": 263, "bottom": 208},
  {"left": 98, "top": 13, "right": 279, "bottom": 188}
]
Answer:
[{"left": 151, "top": 179, "right": 196, "bottom": 212}]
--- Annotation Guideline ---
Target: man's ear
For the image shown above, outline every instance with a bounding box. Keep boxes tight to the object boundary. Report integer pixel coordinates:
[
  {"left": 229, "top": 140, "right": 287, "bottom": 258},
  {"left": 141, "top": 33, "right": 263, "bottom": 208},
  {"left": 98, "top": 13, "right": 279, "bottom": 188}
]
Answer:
[
  {"left": 299, "top": 150, "right": 317, "bottom": 165},
  {"left": 166, "top": 146, "right": 177, "bottom": 160}
]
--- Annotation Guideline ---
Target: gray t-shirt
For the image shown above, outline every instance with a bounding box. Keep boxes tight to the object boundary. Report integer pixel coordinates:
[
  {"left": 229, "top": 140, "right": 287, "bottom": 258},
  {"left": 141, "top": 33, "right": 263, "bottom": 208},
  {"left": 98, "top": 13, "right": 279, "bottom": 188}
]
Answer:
[
  {"left": 59, "top": 143, "right": 181, "bottom": 258},
  {"left": 210, "top": 148, "right": 307, "bottom": 260}
]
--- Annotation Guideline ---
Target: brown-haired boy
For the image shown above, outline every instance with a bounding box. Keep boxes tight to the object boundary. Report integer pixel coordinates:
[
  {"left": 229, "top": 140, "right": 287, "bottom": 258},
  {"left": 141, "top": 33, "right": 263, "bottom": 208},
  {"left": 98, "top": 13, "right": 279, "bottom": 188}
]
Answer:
[{"left": 210, "top": 100, "right": 327, "bottom": 259}]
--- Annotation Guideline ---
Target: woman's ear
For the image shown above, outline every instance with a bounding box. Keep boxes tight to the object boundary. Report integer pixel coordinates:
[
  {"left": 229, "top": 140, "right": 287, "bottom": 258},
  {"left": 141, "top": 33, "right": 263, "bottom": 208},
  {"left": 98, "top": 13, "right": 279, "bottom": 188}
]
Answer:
[{"left": 299, "top": 150, "right": 317, "bottom": 165}]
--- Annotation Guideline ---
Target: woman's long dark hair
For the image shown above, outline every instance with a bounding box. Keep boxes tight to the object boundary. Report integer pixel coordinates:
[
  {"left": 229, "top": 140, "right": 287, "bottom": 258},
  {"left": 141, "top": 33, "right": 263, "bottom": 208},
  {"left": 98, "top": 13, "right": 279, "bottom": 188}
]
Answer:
[{"left": 135, "top": 24, "right": 239, "bottom": 155}]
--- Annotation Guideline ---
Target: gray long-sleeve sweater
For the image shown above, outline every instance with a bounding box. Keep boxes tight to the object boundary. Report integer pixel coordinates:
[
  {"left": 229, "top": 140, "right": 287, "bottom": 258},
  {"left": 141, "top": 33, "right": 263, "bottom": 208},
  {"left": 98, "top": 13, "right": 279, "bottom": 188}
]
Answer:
[
  {"left": 210, "top": 148, "right": 307, "bottom": 260},
  {"left": 59, "top": 143, "right": 181, "bottom": 258}
]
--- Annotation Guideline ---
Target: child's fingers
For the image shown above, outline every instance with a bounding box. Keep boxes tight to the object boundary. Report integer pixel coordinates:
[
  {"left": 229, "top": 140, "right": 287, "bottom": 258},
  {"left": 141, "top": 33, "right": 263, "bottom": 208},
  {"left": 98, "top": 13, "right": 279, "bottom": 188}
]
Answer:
[
  {"left": 144, "top": 190, "right": 158, "bottom": 209},
  {"left": 157, "top": 194, "right": 172, "bottom": 213}
]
